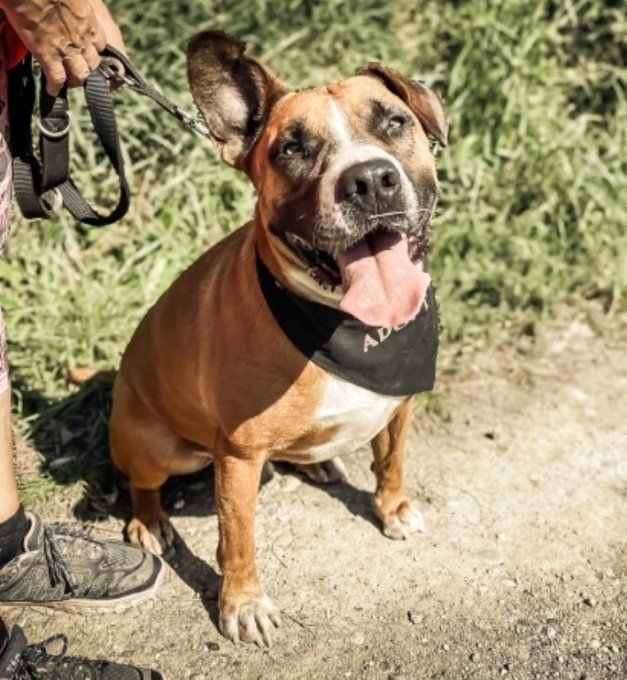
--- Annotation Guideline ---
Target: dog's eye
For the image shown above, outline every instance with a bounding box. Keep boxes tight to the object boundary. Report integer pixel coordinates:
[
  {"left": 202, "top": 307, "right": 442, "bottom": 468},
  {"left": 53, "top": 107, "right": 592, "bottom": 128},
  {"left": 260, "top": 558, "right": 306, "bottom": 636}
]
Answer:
[
  {"left": 387, "top": 115, "right": 407, "bottom": 131},
  {"left": 281, "top": 141, "right": 302, "bottom": 157}
]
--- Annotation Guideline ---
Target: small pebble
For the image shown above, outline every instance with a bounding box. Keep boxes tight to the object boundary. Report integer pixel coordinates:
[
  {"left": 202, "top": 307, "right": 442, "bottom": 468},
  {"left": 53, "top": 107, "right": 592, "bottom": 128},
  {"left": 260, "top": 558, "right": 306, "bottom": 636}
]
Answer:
[
  {"left": 476, "top": 547, "right": 505, "bottom": 565},
  {"left": 352, "top": 632, "right": 365, "bottom": 645},
  {"left": 407, "top": 611, "right": 424, "bottom": 624},
  {"left": 173, "top": 499, "right": 185, "bottom": 510},
  {"left": 582, "top": 596, "right": 597, "bottom": 607}
]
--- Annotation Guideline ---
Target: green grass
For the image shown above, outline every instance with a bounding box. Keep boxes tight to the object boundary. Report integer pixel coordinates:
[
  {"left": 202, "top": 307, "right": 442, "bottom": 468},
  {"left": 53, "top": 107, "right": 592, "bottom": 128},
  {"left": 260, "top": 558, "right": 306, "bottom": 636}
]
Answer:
[{"left": 2, "top": 0, "right": 625, "bottom": 435}]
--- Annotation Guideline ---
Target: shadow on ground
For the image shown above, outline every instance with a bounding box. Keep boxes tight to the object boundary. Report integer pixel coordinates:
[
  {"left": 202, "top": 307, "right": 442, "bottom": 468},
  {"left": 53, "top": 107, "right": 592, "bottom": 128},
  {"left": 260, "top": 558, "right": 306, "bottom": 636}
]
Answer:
[
  {"left": 20, "top": 371, "right": 380, "bottom": 522},
  {"left": 16, "top": 373, "right": 382, "bottom": 582},
  {"left": 17, "top": 374, "right": 218, "bottom": 523}
]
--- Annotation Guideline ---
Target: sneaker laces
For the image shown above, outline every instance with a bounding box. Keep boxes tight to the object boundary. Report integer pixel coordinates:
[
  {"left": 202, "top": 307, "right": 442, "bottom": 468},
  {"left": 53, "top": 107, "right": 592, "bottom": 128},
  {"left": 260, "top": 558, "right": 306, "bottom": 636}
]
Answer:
[
  {"left": 41, "top": 525, "right": 77, "bottom": 596},
  {"left": 16, "top": 633, "right": 102, "bottom": 679}
]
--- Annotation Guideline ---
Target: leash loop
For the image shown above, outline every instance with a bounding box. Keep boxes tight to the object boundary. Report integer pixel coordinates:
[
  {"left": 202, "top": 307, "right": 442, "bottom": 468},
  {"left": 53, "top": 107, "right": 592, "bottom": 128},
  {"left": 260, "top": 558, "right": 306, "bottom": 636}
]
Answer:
[{"left": 9, "top": 44, "right": 209, "bottom": 226}]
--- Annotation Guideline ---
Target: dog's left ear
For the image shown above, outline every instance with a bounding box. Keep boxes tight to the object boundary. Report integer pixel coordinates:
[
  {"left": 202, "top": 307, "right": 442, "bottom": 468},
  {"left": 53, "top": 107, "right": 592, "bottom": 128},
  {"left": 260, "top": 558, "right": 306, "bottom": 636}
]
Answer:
[{"left": 357, "top": 63, "right": 448, "bottom": 147}]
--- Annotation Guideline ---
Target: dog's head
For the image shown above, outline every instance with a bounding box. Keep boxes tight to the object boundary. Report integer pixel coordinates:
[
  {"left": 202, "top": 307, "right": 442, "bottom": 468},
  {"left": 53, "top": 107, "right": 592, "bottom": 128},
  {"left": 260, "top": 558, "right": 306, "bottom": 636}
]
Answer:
[{"left": 188, "top": 30, "right": 447, "bottom": 328}]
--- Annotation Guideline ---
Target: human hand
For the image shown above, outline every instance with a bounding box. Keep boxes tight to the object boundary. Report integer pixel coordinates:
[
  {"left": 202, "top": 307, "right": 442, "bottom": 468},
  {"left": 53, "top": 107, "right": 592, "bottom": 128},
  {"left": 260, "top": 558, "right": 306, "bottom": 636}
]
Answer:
[
  {"left": 1, "top": 0, "right": 125, "bottom": 95},
  {"left": 89, "top": 0, "right": 124, "bottom": 56}
]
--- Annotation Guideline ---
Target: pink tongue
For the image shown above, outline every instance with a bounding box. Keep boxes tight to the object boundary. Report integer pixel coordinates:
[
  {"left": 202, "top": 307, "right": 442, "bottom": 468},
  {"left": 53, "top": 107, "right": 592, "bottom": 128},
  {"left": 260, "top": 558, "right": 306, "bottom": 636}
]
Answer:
[{"left": 337, "top": 232, "right": 430, "bottom": 328}]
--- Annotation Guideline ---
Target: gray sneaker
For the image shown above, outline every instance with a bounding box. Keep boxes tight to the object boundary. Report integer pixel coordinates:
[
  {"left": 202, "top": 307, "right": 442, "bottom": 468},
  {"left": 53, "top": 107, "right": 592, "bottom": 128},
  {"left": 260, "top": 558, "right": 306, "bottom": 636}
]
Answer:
[
  {"left": 0, "top": 513, "right": 164, "bottom": 612},
  {"left": 0, "top": 625, "right": 165, "bottom": 679}
]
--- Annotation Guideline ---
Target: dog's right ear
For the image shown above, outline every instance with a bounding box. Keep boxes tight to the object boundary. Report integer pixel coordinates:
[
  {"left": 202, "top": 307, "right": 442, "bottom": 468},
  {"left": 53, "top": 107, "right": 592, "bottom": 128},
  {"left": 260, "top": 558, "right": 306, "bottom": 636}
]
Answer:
[{"left": 187, "top": 30, "right": 287, "bottom": 169}]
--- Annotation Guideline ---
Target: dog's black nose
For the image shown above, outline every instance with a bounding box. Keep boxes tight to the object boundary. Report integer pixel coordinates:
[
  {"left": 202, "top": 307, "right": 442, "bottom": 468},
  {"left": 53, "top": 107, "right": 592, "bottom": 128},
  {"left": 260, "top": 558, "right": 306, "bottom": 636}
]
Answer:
[{"left": 337, "top": 160, "right": 401, "bottom": 212}]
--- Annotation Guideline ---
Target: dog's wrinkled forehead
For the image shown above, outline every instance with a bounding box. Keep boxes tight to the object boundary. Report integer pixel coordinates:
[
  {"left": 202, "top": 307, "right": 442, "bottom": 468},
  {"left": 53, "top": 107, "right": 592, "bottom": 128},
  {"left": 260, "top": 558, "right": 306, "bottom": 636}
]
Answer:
[{"left": 249, "top": 76, "right": 431, "bottom": 184}]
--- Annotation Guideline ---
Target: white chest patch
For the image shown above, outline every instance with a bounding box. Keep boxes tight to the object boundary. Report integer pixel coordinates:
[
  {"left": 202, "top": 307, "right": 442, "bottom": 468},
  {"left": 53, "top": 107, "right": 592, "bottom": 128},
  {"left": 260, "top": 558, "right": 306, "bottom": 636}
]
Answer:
[{"left": 286, "top": 373, "right": 403, "bottom": 463}]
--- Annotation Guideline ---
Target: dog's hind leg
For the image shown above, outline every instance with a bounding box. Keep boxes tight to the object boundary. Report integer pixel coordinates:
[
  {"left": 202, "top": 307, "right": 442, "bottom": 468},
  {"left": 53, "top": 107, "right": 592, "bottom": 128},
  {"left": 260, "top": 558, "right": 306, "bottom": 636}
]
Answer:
[
  {"left": 109, "top": 377, "right": 178, "bottom": 555},
  {"left": 126, "top": 487, "right": 173, "bottom": 556},
  {"left": 292, "top": 458, "right": 348, "bottom": 484}
]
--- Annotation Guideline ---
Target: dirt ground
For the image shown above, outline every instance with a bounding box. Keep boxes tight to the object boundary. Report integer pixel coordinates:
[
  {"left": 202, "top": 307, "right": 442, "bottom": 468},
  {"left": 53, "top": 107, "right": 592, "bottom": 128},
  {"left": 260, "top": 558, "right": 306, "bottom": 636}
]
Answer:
[{"left": 3, "top": 311, "right": 626, "bottom": 679}]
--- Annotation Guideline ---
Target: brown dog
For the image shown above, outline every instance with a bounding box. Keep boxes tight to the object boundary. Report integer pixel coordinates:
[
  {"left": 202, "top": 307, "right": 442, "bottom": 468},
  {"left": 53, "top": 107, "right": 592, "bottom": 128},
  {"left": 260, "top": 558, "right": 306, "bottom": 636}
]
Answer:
[{"left": 110, "top": 30, "right": 447, "bottom": 646}]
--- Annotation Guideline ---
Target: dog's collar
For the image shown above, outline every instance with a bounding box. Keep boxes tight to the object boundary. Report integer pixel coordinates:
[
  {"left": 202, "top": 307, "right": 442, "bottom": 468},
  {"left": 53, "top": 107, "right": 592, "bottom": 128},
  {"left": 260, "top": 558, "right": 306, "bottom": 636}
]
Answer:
[{"left": 255, "top": 251, "right": 438, "bottom": 397}]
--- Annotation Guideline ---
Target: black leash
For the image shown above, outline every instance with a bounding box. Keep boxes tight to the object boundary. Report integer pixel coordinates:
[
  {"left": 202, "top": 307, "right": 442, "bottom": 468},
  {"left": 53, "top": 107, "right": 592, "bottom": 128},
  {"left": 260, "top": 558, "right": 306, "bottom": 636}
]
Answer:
[
  {"left": 99, "top": 45, "right": 209, "bottom": 137},
  {"left": 8, "top": 45, "right": 208, "bottom": 226}
]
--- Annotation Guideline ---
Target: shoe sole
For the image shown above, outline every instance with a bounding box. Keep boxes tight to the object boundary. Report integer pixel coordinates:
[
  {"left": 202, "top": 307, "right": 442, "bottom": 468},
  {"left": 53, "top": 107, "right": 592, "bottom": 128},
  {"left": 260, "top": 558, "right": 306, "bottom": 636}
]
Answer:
[{"left": 0, "top": 557, "right": 167, "bottom": 614}]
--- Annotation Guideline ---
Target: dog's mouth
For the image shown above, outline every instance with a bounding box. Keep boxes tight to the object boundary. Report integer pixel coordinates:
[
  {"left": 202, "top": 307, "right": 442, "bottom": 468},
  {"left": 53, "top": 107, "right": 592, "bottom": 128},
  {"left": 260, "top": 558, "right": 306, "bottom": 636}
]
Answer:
[{"left": 283, "top": 220, "right": 431, "bottom": 328}]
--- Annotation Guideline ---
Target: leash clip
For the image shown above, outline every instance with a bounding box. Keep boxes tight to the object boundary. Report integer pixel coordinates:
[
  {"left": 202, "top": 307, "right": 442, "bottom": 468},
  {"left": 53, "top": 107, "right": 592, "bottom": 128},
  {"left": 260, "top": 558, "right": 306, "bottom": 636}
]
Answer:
[
  {"left": 98, "top": 59, "right": 135, "bottom": 88},
  {"left": 175, "top": 109, "right": 209, "bottom": 137}
]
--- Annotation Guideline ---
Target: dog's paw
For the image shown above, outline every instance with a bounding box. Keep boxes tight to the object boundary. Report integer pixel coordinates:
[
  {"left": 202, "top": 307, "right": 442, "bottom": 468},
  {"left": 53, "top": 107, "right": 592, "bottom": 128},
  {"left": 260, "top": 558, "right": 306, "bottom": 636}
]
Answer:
[
  {"left": 219, "top": 592, "right": 281, "bottom": 647},
  {"left": 295, "top": 457, "right": 348, "bottom": 484},
  {"left": 126, "top": 515, "right": 174, "bottom": 556},
  {"left": 376, "top": 498, "right": 425, "bottom": 541}
]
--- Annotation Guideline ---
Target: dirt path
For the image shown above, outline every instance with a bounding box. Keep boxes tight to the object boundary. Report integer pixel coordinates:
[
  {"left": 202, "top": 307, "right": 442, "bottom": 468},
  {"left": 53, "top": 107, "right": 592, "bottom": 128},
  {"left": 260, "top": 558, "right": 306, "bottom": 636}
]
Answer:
[{"left": 4, "top": 314, "right": 627, "bottom": 679}]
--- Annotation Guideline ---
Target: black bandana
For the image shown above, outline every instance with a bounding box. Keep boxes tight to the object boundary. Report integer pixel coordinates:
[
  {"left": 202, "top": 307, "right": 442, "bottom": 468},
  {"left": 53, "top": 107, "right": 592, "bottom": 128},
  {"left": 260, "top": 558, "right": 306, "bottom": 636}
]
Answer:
[{"left": 256, "top": 253, "right": 438, "bottom": 397}]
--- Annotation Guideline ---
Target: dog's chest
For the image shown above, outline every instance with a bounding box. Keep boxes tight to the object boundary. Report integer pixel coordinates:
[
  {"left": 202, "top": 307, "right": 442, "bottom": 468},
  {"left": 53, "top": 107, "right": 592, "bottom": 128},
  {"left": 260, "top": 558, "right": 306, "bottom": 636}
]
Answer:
[{"left": 284, "top": 373, "right": 403, "bottom": 463}]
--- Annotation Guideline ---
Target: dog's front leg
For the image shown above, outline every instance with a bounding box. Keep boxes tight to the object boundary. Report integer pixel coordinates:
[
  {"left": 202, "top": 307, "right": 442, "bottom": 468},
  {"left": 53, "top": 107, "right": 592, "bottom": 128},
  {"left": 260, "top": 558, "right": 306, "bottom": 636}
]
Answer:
[
  {"left": 371, "top": 399, "right": 425, "bottom": 540},
  {"left": 215, "top": 453, "right": 281, "bottom": 646}
]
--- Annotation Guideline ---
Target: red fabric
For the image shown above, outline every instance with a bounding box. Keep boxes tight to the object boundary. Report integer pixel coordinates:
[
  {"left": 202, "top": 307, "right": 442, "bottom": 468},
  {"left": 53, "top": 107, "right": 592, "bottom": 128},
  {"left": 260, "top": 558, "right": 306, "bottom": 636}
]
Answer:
[{"left": 1, "top": 20, "right": 29, "bottom": 69}]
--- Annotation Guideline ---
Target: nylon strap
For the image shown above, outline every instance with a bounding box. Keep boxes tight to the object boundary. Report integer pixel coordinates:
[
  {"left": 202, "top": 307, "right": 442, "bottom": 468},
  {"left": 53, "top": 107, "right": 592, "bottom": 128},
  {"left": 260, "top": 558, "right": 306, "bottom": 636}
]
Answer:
[
  {"left": 8, "top": 56, "right": 51, "bottom": 219},
  {"left": 57, "top": 67, "right": 129, "bottom": 226},
  {"left": 8, "top": 45, "right": 207, "bottom": 226},
  {"left": 8, "top": 54, "right": 128, "bottom": 225},
  {"left": 39, "top": 83, "right": 70, "bottom": 192}
]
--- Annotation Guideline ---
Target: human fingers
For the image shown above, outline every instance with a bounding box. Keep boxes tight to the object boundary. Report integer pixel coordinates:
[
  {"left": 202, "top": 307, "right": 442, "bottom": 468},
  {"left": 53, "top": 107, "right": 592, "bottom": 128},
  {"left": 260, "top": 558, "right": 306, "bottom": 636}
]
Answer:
[
  {"left": 40, "top": 55, "right": 67, "bottom": 96},
  {"left": 62, "top": 51, "right": 91, "bottom": 89}
]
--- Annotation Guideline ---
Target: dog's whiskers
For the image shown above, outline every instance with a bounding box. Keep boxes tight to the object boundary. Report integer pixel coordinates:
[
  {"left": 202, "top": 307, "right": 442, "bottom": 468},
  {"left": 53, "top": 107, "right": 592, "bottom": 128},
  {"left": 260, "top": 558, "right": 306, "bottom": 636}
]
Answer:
[{"left": 367, "top": 211, "right": 406, "bottom": 220}]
